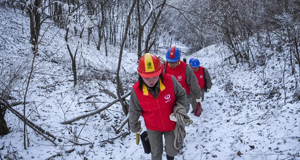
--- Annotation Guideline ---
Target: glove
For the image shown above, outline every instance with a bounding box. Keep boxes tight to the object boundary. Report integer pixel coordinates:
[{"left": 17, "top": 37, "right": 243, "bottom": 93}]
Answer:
[
  {"left": 133, "top": 121, "right": 142, "bottom": 145},
  {"left": 134, "top": 128, "right": 142, "bottom": 145},
  {"left": 207, "top": 88, "right": 210, "bottom": 92},
  {"left": 196, "top": 97, "right": 202, "bottom": 103},
  {"left": 136, "top": 133, "right": 140, "bottom": 145},
  {"left": 169, "top": 113, "right": 177, "bottom": 122}
]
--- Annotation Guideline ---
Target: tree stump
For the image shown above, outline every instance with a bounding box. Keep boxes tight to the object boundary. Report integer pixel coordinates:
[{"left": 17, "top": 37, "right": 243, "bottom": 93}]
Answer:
[{"left": 0, "top": 104, "right": 9, "bottom": 136}]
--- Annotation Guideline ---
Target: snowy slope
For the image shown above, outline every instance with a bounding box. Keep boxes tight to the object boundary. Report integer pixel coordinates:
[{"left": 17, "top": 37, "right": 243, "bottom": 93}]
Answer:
[{"left": 0, "top": 6, "right": 299, "bottom": 160}]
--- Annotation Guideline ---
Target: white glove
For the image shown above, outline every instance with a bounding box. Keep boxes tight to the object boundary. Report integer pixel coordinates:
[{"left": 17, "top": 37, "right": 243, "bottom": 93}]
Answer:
[
  {"left": 169, "top": 113, "right": 177, "bottom": 122},
  {"left": 207, "top": 88, "right": 210, "bottom": 92},
  {"left": 196, "top": 97, "right": 202, "bottom": 103}
]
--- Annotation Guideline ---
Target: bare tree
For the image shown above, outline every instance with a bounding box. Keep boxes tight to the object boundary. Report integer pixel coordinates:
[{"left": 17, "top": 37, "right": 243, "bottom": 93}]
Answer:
[
  {"left": 116, "top": 0, "right": 137, "bottom": 116},
  {"left": 86, "top": 0, "right": 95, "bottom": 45},
  {"left": 96, "top": 0, "right": 109, "bottom": 51},
  {"left": 136, "top": 0, "right": 167, "bottom": 59},
  {"left": 136, "top": 0, "right": 153, "bottom": 59},
  {"left": 144, "top": 0, "right": 167, "bottom": 53},
  {"left": 65, "top": 28, "right": 80, "bottom": 87},
  {"left": 25, "top": 0, "right": 42, "bottom": 51}
]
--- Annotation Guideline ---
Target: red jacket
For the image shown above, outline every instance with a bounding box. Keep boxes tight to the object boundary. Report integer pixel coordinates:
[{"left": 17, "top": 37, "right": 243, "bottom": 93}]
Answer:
[
  {"left": 165, "top": 61, "right": 191, "bottom": 95},
  {"left": 133, "top": 74, "right": 176, "bottom": 132},
  {"left": 193, "top": 66, "right": 205, "bottom": 89}
]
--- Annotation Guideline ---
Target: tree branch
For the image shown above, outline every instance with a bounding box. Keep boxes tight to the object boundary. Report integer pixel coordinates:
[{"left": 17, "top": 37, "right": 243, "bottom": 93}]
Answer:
[
  {"left": 0, "top": 98, "right": 57, "bottom": 146},
  {"left": 61, "top": 92, "right": 131, "bottom": 124}
]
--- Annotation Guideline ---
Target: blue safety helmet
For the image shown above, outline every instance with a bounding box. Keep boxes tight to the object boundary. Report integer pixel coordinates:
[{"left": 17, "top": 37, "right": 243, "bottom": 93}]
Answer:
[
  {"left": 166, "top": 46, "right": 181, "bottom": 62},
  {"left": 190, "top": 58, "right": 200, "bottom": 68},
  {"left": 189, "top": 58, "right": 194, "bottom": 65}
]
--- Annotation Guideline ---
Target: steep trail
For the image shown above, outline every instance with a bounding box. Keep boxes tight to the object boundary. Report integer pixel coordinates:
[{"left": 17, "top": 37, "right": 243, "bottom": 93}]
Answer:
[{"left": 176, "top": 45, "right": 300, "bottom": 160}]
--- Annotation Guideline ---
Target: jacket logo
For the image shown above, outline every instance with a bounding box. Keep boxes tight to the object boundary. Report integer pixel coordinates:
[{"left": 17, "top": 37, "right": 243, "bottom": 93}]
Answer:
[
  {"left": 177, "top": 75, "right": 182, "bottom": 81},
  {"left": 164, "top": 94, "right": 171, "bottom": 103},
  {"left": 200, "top": 75, "right": 203, "bottom": 79}
]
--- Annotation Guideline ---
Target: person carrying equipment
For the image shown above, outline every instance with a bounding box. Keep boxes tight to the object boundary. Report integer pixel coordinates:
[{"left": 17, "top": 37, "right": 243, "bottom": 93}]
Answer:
[
  {"left": 164, "top": 46, "right": 202, "bottom": 113},
  {"left": 129, "top": 53, "right": 192, "bottom": 160},
  {"left": 189, "top": 58, "right": 213, "bottom": 112}
]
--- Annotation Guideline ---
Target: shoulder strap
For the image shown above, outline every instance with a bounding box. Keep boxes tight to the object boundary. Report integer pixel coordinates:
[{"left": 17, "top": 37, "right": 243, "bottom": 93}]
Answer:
[
  {"left": 203, "top": 67, "right": 207, "bottom": 89},
  {"left": 163, "top": 62, "right": 167, "bottom": 74},
  {"left": 202, "top": 67, "right": 205, "bottom": 79}
]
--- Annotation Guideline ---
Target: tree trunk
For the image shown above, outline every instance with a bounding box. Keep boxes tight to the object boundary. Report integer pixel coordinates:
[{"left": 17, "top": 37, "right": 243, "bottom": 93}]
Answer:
[
  {"left": 97, "top": 24, "right": 102, "bottom": 51},
  {"left": 88, "top": 27, "right": 92, "bottom": 45},
  {"left": 65, "top": 28, "right": 78, "bottom": 87},
  {"left": 116, "top": 0, "right": 137, "bottom": 116},
  {"left": 137, "top": 0, "right": 143, "bottom": 60},
  {"left": 28, "top": 0, "right": 41, "bottom": 51},
  {"left": 294, "top": 38, "right": 300, "bottom": 69},
  {"left": 0, "top": 105, "right": 9, "bottom": 136},
  {"left": 97, "top": 2, "right": 107, "bottom": 51},
  {"left": 104, "top": 29, "right": 108, "bottom": 57}
]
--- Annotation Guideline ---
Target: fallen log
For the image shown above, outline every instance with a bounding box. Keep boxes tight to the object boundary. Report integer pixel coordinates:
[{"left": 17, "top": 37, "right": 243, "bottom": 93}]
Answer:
[{"left": 0, "top": 97, "right": 57, "bottom": 146}]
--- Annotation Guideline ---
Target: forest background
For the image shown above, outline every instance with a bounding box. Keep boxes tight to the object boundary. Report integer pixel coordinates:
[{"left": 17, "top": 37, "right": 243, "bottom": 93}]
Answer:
[{"left": 0, "top": 0, "right": 300, "bottom": 159}]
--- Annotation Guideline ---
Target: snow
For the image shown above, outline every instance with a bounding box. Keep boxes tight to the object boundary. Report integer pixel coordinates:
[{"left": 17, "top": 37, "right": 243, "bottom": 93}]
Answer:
[{"left": 1, "top": 6, "right": 300, "bottom": 160}]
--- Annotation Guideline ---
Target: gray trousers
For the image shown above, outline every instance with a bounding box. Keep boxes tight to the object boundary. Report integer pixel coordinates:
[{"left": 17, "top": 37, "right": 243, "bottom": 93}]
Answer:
[{"left": 147, "top": 129, "right": 178, "bottom": 160}]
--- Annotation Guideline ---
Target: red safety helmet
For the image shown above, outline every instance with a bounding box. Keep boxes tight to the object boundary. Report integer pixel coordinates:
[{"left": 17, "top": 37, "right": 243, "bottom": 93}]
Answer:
[{"left": 137, "top": 53, "right": 162, "bottom": 78}]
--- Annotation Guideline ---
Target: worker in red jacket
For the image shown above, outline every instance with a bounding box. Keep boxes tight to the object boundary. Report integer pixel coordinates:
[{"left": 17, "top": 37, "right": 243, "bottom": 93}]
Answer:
[
  {"left": 189, "top": 58, "right": 213, "bottom": 112},
  {"left": 129, "top": 53, "right": 190, "bottom": 160},
  {"left": 164, "top": 46, "right": 202, "bottom": 113}
]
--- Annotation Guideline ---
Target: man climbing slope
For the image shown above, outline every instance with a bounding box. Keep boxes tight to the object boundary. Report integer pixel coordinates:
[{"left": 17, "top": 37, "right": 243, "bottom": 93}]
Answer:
[{"left": 164, "top": 46, "right": 202, "bottom": 113}]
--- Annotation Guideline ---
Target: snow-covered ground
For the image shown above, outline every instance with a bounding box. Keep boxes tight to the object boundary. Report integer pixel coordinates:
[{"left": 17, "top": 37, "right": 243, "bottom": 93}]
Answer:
[{"left": 1, "top": 6, "right": 300, "bottom": 160}]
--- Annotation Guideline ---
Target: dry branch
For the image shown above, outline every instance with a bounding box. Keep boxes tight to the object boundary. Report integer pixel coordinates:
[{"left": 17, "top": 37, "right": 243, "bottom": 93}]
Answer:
[
  {"left": 61, "top": 91, "right": 131, "bottom": 124},
  {"left": 100, "top": 132, "right": 130, "bottom": 144},
  {"left": 10, "top": 101, "right": 29, "bottom": 107},
  {"left": 45, "top": 148, "right": 76, "bottom": 160},
  {"left": 78, "top": 101, "right": 110, "bottom": 104},
  {"left": 0, "top": 97, "right": 57, "bottom": 146},
  {"left": 112, "top": 115, "right": 129, "bottom": 134}
]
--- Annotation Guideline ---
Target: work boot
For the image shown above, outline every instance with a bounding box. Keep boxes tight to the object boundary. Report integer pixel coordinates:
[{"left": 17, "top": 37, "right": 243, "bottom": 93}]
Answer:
[{"left": 166, "top": 155, "right": 174, "bottom": 160}]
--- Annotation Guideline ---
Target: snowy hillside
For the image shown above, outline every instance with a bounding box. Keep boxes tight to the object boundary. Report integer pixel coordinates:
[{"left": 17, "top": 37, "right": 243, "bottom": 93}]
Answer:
[{"left": 1, "top": 6, "right": 300, "bottom": 160}]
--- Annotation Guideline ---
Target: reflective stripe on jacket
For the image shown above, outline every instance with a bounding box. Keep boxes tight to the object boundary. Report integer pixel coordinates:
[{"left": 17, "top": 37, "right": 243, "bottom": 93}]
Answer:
[{"left": 132, "top": 74, "right": 176, "bottom": 132}]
